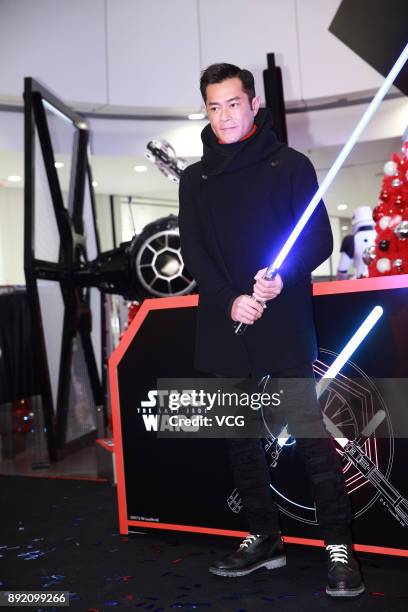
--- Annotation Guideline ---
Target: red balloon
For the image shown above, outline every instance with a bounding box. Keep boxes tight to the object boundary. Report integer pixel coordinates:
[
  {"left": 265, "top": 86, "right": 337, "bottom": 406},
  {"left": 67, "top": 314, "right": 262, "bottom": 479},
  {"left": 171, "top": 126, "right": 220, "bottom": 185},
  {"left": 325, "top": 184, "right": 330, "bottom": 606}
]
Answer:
[{"left": 372, "top": 204, "right": 385, "bottom": 222}]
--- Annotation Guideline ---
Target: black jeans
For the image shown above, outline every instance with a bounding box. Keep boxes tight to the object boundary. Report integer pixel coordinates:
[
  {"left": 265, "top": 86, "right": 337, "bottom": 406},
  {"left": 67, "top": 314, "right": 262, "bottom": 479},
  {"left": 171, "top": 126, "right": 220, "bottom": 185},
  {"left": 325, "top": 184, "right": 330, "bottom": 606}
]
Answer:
[{"left": 224, "top": 363, "right": 353, "bottom": 545}]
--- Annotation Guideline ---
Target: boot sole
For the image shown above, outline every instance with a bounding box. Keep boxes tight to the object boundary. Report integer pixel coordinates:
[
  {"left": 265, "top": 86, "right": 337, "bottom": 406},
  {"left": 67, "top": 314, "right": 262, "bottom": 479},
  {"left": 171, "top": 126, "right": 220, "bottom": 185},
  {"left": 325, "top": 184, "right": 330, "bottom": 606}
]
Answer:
[
  {"left": 209, "top": 554, "right": 286, "bottom": 577},
  {"left": 326, "top": 583, "right": 365, "bottom": 597}
]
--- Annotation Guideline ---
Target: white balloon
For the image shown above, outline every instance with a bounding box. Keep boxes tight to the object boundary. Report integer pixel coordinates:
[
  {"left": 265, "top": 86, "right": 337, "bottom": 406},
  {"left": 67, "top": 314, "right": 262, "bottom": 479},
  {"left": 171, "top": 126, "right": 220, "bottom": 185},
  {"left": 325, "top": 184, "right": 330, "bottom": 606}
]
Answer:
[
  {"left": 378, "top": 215, "right": 391, "bottom": 230},
  {"left": 383, "top": 160, "right": 398, "bottom": 176},
  {"left": 392, "top": 178, "right": 402, "bottom": 188},
  {"left": 389, "top": 214, "right": 402, "bottom": 228},
  {"left": 376, "top": 257, "right": 391, "bottom": 273}
]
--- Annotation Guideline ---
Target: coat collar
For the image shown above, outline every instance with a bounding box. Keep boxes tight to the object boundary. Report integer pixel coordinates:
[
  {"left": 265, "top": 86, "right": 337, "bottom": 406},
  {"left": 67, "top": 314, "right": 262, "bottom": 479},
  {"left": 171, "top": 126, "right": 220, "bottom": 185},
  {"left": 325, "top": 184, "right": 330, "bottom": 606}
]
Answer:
[{"left": 200, "top": 108, "right": 285, "bottom": 176}]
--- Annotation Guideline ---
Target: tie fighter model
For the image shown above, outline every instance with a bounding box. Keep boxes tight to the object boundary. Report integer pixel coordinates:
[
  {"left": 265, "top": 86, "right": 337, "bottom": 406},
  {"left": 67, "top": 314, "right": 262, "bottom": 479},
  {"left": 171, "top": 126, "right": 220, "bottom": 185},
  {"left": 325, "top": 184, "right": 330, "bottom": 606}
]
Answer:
[{"left": 24, "top": 78, "right": 195, "bottom": 459}]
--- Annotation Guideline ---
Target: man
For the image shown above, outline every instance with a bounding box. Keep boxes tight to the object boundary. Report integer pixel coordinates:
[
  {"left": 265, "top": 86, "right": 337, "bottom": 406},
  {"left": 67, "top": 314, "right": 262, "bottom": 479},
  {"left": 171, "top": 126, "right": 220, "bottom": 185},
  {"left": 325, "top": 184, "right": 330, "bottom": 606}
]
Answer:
[{"left": 178, "top": 63, "right": 364, "bottom": 598}]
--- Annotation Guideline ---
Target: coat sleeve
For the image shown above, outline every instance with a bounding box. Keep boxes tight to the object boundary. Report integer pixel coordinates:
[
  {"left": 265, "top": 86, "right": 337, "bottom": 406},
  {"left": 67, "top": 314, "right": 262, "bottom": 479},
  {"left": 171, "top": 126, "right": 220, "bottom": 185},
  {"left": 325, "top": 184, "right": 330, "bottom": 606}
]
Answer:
[
  {"left": 278, "top": 155, "right": 333, "bottom": 288},
  {"left": 178, "top": 169, "right": 240, "bottom": 317}
]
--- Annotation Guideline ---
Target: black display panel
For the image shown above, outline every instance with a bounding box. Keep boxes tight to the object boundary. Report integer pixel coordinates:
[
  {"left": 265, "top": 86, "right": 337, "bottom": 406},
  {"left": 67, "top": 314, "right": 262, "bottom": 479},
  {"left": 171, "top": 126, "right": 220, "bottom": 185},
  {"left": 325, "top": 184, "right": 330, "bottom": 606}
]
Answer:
[
  {"left": 329, "top": 0, "right": 408, "bottom": 96},
  {"left": 116, "top": 286, "right": 408, "bottom": 550}
]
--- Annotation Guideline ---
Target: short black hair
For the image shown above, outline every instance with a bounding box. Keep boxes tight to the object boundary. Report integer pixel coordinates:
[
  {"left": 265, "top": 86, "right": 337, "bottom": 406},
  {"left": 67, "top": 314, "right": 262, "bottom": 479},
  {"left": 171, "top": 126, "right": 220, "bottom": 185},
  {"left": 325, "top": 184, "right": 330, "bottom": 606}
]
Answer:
[{"left": 200, "top": 63, "right": 256, "bottom": 104}]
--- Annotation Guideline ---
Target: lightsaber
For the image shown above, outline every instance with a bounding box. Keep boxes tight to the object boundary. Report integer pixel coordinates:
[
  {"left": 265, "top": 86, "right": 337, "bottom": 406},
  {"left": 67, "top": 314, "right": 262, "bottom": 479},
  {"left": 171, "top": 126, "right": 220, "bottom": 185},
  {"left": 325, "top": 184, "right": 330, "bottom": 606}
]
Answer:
[
  {"left": 323, "top": 410, "right": 408, "bottom": 527},
  {"left": 315, "top": 305, "right": 383, "bottom": 398},
  {"left": 322, "top": 408, "right": 385, "bottom": 449},
  {"left": 234, "top": 42, "right": 408, "bottom": 335},
  {"left": 275, "top": 305, "right": 383, "bottom": 448},
  {"left": 262, "top": 410, "right": 408, "bottom": 528}
]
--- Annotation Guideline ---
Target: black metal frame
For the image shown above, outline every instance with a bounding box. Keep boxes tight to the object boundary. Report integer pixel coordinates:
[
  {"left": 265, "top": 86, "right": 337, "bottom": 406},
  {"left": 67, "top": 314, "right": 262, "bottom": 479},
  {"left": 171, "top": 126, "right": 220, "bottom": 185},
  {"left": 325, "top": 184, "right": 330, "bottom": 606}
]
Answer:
[
  {"left": 263, "top": 53, "right": 288, "bottom": 144},
  {"left": 24, "top": 77, "right": 104, "bottom": 457},
  {"left": 109, "top": 195, "right": 118, "bottom": 249}
]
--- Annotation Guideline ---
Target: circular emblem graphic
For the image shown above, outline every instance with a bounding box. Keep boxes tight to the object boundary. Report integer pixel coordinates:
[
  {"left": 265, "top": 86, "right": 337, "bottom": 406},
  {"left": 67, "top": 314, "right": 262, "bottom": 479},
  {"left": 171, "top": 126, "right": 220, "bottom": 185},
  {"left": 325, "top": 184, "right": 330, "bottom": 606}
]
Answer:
[
  {"left": 264, "top": 351, "right": 393, "bottom": 524},
  {"left": 227, "top": 351, "right": 394, "bottom": 526}
]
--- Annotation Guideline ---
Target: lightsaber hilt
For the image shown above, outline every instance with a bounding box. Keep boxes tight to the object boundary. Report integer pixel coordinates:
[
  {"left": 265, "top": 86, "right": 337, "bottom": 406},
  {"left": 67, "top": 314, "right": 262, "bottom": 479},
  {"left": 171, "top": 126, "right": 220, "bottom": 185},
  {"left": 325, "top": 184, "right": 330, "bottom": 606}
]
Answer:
[{"left": 233, "top": 267, "right": 278, "bottom": 335}]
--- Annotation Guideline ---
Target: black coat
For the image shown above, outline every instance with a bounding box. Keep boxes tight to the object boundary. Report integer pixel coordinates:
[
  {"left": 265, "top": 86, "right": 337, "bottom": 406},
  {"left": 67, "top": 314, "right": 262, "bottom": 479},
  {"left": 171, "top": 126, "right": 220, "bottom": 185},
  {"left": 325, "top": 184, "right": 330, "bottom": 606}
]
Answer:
[{"left": 178, "top": 109, "right": 333, "bottom": 376}]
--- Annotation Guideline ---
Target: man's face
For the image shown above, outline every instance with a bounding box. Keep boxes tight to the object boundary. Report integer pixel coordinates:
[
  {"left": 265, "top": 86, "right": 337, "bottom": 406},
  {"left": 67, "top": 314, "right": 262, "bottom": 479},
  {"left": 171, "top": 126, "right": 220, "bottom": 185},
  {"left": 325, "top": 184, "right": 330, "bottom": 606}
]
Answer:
[{"left": 205, "top": 77, "right": 260, "bottom": 144}]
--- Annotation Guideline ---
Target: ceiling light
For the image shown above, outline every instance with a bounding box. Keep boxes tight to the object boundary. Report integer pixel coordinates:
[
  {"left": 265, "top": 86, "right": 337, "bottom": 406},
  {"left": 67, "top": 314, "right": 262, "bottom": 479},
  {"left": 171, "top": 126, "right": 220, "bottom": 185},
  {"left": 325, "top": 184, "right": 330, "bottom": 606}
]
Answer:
[
  {"left": 188, "top": 112, "right": 205, "bottom": 120},
  {"left": 341, "top": 225, "right": 349, "bottom": 231},
  {"left": 54, "top": 162, "right": 64, "bottom": 168},
  {"left": 7, "top": 175, "right": 21, "bottom": 182},
  {"left": 92, "top": 180, "right": 98, "bottom": 187},
  {"left": 134, "top": 165, "right": 147, "bottom": 172},
  {"left": 337, "top": 204, "right": 348, "bottom": 211}
]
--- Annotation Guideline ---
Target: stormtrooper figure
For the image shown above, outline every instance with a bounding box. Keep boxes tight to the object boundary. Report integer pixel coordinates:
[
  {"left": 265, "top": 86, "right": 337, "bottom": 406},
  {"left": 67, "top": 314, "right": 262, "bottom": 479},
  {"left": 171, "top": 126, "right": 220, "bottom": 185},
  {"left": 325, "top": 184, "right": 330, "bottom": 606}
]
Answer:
[{"left": 337, "top": 206, "right": 376, "bottom": 279}]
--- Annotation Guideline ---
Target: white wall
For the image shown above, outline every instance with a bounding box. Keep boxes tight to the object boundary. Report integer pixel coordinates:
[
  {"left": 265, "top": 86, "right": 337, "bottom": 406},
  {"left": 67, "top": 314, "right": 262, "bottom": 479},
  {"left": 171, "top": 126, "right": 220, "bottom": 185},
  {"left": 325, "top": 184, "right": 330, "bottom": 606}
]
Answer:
[
  {"left": 0, "top": 0, "right": 107, "bottom": 106},
  {"left": 296, "top": 0, "right": 382, "bottom": 100},
  {"left": 0, "top": 187, "right": 25, "bottom": 285},
  {"left": 95, "top": 193, "right": 116, "bottom": 252},
  {"left": 312, "top": 216, "right": 341, "bottom": 278},
  {"left": 106, "top": 0, "right": 201, "bottom": 110},
  {"left": 199, "top": 0, "right": 302, "bottom": 103},
  {"left": 287, "top": 97, "right": 408, "bottom": 152},
  {"left": 120, "top": 199, "right": 178, "bottom": 241},
  {"left": 0, "top": 0, "right": 388, "bottom": 112}
]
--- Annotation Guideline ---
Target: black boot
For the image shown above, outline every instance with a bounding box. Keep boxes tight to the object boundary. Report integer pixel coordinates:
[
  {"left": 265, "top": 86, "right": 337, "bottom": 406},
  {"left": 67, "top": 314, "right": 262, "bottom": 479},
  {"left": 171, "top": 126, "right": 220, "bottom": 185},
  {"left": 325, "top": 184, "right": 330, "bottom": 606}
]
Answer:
[
  {"left": 326, "top": 544, "right": 365, "bottom": 597},
  {"left": 209, "top": 533, "right": 286, "bottom": 577}
]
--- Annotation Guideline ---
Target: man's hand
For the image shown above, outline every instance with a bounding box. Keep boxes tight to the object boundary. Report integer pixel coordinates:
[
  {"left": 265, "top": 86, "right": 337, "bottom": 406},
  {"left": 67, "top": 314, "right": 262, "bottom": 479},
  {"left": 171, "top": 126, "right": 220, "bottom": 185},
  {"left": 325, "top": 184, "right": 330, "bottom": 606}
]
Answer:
[
  {"left": 231, "top": 294, "right": 264, "bottom": 325},
  {"left": 252, "top": 268, "right": 283, "bottom": 302}
]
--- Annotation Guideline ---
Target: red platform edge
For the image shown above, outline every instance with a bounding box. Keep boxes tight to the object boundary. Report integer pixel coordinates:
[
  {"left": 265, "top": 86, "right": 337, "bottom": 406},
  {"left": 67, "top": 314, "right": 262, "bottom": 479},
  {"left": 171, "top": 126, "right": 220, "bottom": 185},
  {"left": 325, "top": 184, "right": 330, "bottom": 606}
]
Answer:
[
  {"left": 312, "top": 273, "right": 408, "bottom": 295},
  {"left": 95, "top": 438, "right": 114, "bottom": 453},
  {"left": 109, "top": 277, "right": 408, "bottom": 556}
]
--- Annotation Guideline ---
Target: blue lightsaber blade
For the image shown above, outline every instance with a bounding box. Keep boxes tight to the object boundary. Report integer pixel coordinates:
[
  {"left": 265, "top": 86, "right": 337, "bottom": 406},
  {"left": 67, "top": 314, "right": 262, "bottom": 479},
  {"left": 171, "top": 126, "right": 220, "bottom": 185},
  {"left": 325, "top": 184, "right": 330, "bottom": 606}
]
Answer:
[
  {"left": 235, "top": 43, "right": 408, "bottom": 335},
  {"left": 316, "top": 305, "right": 384, "bottom": 397},
  {"left": 276, "top": 305, "right": 383, "bottom": 447}
]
